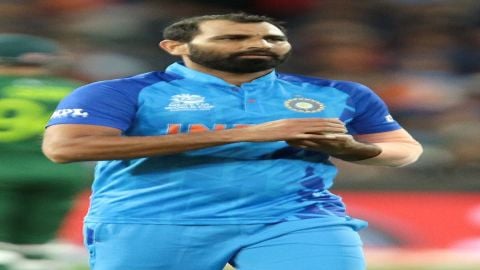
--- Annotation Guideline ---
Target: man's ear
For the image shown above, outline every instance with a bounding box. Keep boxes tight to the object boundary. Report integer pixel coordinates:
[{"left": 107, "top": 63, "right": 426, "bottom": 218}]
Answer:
[{"left": 159, "top": 40, "right": 189, "bottom": 56}]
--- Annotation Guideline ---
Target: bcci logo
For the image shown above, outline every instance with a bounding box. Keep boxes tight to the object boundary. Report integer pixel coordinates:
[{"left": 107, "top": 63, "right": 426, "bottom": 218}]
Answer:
[{"left": 284, "top": 98, "right": 325, "bottom": 113}]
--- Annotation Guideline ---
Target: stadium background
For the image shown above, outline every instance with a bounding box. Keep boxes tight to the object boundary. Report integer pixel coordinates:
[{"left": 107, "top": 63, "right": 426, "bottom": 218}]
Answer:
[{"left": 1, "top": 0, "right": 480, "bottom": 269}]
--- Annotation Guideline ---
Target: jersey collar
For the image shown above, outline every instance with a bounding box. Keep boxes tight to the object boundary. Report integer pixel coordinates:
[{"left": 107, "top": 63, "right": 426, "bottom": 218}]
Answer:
[{"left": 165, "top": 62, "right": 277, "bottom": 87}]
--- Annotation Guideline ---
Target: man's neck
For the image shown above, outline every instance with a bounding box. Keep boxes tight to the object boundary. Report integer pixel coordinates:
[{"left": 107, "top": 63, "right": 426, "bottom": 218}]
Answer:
[{"left": 182, "top": 59, "right": 272, "bottom": 86}]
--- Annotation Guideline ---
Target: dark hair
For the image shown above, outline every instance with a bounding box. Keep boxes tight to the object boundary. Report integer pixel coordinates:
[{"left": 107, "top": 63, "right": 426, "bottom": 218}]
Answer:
[{"left": 163, "top": 13, "right": 287, "bottom": 42}]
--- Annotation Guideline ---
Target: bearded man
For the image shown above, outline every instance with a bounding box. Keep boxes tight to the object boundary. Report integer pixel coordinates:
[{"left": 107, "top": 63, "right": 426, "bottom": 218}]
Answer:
[{"left": 43, "top": 13, "right": 422, "bottom": 270}]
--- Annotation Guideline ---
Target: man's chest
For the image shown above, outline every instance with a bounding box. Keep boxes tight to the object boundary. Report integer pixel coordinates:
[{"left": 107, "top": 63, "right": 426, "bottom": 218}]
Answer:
[{"left": 129, "top": 83, "right": 353, "bottom": 135}]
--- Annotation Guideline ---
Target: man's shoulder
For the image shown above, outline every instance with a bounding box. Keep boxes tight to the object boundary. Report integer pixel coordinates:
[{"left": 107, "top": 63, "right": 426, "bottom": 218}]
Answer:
[
  {"left": 75, "top": 71, "right": 182, "bottom": 94},
  {"left": 277, "top": 72, "right": 371, "bottom": 92},
  {"left": 89, "top": 71, "right": 179, "bottom": 87}
]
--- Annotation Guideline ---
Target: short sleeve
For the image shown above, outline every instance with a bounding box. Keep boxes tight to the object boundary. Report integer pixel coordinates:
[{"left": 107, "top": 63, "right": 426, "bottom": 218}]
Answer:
[
  {"left": 46, "top": 81, "right": 140, "bottom": 131},
  {"left": 342, "top": 82, "right": 401, "bottom": 135}
]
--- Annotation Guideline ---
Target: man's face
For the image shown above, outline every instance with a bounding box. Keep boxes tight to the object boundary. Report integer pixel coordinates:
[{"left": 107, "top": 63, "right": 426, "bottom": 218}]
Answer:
[{"left": 186, "top": 20, "right": 292, "bottom": 73}]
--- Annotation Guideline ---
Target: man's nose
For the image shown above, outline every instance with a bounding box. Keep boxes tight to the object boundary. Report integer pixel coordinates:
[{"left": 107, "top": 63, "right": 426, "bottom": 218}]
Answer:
[{"left": 247, "top": 38, "right": 272, "bottom": 49}]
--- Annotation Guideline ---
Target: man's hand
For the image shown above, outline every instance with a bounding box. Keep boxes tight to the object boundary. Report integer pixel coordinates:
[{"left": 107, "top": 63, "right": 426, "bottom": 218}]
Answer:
[
  {"left": 240, "top": 118, "right": 347, "bottom": 142},
  {"left": 239, "top": 118, "right": 382, "bottom": 161},
  {"left": 286, "top": 134, "right": 382, "bottom": 161}
]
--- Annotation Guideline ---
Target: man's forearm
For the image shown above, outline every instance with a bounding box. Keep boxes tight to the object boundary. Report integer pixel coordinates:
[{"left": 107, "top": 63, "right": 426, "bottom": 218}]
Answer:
[
  {"left": 43, "top": 129, "right": 243, "bottom": 163},
  {"left": 349, "top": 141, "right": 423, "bottom": 167},
  {"left": 349, "top": 129, "right": 423, "bottom": 167}
]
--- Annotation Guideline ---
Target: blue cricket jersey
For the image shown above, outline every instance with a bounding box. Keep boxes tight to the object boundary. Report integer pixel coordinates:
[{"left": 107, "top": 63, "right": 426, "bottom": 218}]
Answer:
[{"left": 47, "top": 62, "right": 401, "bottom": 225}]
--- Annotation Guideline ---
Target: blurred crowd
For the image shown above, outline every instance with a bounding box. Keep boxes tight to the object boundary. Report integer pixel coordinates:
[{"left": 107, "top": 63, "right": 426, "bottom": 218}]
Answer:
[{"left": 2, "top": 0, "right": 479, "bottom": 190}]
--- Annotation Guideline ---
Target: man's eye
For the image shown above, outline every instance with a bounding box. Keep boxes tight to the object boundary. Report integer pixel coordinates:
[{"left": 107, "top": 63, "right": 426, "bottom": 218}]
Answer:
[
  {"left": 219, "top": 37, "right": 243, "bottom": 40},
  {"left": 266, "top": 37, "right": 286, "bottom": 42}
]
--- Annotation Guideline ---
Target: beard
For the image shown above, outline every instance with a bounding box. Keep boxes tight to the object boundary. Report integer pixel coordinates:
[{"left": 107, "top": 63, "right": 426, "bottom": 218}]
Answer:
[{"left": 187, "top": 44, "right": 291, "bottom": 73}]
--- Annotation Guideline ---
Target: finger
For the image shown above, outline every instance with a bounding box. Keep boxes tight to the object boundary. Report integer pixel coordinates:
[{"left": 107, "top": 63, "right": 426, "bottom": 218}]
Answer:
[
  {"left": 286, "top": 140, "right": 314, "bottom": 149},
  {"left": 307, "top": 127, "right": 347, "bottom": 134},
  {"left": 287, "top": 142, "right": 309, "bottom": 149},
  {"left": 300, "top": 123, "right": 346, "bottom": 133},
  {"left": 294, "top": 134, "right": 339, "bottom": 140},
  {"left": 306, "top": 134, "right": 354, "bottom": 141},
  {"left": 291, "top": 140, "right": 322, "bottom": 148},
  {"left": 312, "top": 122, "right": 347, "bottom": 131},
  {"left": 280, "top": 118, "right": 346, "bottom": 132},
  {"left": 287, "top": 117, "right": 342, "bottom": 122},
  {"left": 286, "top": 118, "right": 345, "bottom": 125}
]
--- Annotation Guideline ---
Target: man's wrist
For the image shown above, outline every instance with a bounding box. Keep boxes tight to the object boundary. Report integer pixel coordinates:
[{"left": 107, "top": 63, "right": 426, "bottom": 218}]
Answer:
[{"left": 330, "top": 142, "right": 382, "bottom": 161}]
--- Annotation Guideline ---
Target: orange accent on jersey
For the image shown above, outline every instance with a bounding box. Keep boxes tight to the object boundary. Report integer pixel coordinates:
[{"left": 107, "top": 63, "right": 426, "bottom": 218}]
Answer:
[
  {"left": 213, "top": 124, "right": 227, "bottom": 130},
  {"left": 166, "top": 123, "right": 252, "bottom": 134},
  {"left": 166, "top": 124, "right": 181, "bottom": 134},
  {"left": 189, "top": 124, "right": 210, "bottom": 133}
]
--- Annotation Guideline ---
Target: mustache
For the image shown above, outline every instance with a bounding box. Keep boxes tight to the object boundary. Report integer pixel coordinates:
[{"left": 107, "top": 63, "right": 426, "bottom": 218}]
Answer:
[{"left": 232, "top": 50, "right": 278, "bottom": 57}]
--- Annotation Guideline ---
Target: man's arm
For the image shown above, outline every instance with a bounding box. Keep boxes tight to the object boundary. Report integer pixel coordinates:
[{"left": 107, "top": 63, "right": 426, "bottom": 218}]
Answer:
[
  {"left": 287, "top": 128, "right": 422, "bottom": 167},
  {"left": 350, "top": 129, "right": 423, "bottom": 167},
  {"left": 42, "top": 118, "right": 347, "bottom": 163}
]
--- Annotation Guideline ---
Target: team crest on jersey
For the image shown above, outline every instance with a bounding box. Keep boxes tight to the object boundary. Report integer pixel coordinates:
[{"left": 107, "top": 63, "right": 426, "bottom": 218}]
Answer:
[
  {"left": 165, "top": 94, "right": 214, "bottom": 111},
  {"left": 284, "top": 98, "right": 325, "bottom": 113}
]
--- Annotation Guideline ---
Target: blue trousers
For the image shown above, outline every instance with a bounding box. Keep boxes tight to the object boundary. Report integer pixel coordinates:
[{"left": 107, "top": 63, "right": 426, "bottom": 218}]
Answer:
[{"left": 84, "top": 217, "right": 367, "bottom": 270}]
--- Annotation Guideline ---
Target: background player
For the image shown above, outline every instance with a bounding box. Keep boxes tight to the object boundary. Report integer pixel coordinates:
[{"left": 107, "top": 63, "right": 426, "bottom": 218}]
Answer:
[{"left": 0, "top": 34, "right": 91, "bottom": 257}]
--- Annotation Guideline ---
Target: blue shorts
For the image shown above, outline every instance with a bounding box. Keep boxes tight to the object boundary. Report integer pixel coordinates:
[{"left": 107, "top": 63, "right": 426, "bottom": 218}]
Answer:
[{"left": 84, "top": 217, "right": 367, "bottom": 270}]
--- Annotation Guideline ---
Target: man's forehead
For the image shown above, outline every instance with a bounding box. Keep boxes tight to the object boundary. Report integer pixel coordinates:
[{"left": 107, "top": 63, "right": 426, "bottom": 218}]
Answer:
[{"left": 197, "top": 20, "right": 285, "bottom": 37}]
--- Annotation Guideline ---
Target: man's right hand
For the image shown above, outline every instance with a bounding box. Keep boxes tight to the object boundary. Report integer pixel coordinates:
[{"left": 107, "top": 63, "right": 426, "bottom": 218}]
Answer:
[{"left": 240, "top": 118, "right": 347, "bottom": 142}]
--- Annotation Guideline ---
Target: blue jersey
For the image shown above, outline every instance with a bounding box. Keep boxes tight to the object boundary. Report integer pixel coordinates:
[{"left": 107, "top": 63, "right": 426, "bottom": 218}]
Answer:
[{"left": 47, "top": 62, "right": 401, "bottom": 225}]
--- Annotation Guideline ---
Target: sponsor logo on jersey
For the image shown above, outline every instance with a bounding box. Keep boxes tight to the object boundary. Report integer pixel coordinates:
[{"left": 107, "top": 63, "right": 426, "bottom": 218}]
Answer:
[
  {"left": 165, "top": 94, "right": 214, "bottom": 111},
  {"left": 385, "top": 114, "right": 395, "bottom": 122},
  {"left": 284, "top": 97, "right": 325, "bottom": 113},
  {"left": 50, "top": 108, "right": 89, "bottom": 119}
]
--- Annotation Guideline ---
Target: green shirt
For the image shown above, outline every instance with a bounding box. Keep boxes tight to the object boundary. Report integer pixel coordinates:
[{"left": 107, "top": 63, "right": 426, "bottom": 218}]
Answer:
[{"left": 0, "top": 75, "right": 90, "bottom": 182}]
